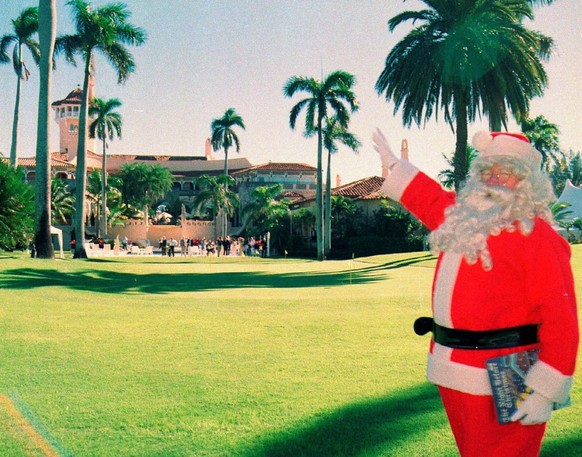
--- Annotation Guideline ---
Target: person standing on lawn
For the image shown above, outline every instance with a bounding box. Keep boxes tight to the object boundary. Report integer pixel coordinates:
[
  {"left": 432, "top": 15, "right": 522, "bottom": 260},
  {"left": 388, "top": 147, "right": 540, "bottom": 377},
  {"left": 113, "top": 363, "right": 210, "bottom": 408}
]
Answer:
[{"left": 374, "top": 128, "right": 579, "bottom": 457}]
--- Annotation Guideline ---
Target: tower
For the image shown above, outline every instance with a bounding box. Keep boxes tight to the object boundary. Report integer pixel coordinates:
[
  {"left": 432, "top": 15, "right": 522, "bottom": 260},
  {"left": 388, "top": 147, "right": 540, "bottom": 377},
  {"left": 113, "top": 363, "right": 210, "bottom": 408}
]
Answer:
[
  {"left": 51, "top": 67, "right": 96, "bottom": 161},
  {"left": 52, "top": 86, "right": 82, "bottom": 160}
]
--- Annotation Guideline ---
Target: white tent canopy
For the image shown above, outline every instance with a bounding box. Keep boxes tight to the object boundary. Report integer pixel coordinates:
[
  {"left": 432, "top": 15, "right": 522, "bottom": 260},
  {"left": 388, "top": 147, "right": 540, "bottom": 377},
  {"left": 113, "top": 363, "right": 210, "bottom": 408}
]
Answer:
[
  {"left": 557, "top": 180, "right": 582, "bottom": 222},
  {"left": 50, "top": 226, "right": 64, "bottom": 259}
]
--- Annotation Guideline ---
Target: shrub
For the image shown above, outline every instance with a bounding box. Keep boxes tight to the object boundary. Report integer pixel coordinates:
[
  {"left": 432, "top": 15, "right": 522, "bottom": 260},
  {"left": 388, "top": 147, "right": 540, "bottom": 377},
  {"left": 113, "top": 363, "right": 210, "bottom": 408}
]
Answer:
[{"left": 0, "top": 162, "right": 34, "bottom": 250}]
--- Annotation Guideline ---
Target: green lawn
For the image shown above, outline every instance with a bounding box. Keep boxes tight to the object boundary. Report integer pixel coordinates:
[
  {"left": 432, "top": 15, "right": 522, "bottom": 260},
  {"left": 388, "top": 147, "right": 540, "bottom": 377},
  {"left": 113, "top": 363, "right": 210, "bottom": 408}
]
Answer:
[{"left": 0, "top": 247, "right": 580, "bottom": 456}]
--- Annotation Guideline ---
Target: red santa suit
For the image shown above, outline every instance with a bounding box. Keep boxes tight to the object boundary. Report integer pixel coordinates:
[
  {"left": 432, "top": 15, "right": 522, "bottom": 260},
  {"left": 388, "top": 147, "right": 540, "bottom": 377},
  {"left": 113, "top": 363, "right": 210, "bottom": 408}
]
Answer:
[{"left": 381, "top": 159, "right": 579, "bottom": 456}]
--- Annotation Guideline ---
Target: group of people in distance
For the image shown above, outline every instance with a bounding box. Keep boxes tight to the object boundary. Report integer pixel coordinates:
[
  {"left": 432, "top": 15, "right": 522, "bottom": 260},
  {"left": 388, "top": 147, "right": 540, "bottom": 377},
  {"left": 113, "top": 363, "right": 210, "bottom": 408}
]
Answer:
[{"left": 157, "top": 235, "right": 266, "bottom": 257}]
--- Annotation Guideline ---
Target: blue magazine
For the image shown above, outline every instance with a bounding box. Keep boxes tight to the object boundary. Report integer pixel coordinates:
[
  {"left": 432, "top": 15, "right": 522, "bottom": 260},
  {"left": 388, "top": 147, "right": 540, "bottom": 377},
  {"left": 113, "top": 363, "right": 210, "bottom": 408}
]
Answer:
[{"left": 486, "top": 349, "right": 570, "bottom": 424}]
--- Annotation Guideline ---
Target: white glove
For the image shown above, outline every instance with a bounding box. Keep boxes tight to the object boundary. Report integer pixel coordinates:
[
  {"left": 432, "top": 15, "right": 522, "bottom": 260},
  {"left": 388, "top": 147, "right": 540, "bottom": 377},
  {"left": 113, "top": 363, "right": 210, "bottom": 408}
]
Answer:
[
  {"left": 510, "top": 391, "right": 553, "bottom": 425},
  {"left": 373, "top": 128, "right": 400, "bottom": 170}
]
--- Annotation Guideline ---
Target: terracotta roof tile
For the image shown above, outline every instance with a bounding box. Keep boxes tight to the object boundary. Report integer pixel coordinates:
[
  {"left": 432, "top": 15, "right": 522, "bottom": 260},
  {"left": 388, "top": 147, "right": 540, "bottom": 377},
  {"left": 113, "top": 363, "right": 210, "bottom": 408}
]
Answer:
[
  {"left": 232, "top": 162, "right": 316, "bottom": 174},
  {"left": 7, "top": 157, "right": 73, "bottom": 168},
  {"left": 332, "top": 176, "right": 386, "bottom": 199},
  {"left": 281, "top": 191, "right": 307, "bottom": 203},
  {"left": 297, "top": 176, "right": 388, "bottom": 203},
  {"left": 51, "top": 88, "right": 83, "bottom": 106}
]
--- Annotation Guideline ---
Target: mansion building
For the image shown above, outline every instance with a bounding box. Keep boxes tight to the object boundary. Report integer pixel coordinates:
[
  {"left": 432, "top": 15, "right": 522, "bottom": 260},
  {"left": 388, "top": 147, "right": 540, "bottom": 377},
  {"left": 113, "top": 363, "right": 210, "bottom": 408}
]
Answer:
[{"left": 10, "top": 86, "right": 388, "bottom": 245}]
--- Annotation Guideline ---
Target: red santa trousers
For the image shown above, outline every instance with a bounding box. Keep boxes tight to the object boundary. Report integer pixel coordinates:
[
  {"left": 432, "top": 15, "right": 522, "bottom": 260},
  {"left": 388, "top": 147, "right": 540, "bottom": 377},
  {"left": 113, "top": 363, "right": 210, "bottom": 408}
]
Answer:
[{"left": 438, "top": 386, "right": 546, "bottom": 457}]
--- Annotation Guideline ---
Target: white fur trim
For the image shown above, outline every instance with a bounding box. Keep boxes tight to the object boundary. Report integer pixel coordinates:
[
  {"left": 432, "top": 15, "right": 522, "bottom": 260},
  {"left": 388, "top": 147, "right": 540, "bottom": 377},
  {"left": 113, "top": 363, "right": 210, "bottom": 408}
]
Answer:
[
  {"left": 472, "top": 131, "right": 493, "bottom": 152},
  {"left": 427, "top": 348, "right": 493, "bottom": 395},
  {"left": 432, "top": 342, "right": 453, "bottom": 359},
  {"left": 525, "top": 360, "right": 573, "bottom": 404},
  {"left": 380, "top": 160, "right": 419, "bottom": 201},
  {"left": 433, "top": 253, "right": 462, "bottom": 328},
  {"left": 472, "top": 131, "right": 541, "bottom": 170}
]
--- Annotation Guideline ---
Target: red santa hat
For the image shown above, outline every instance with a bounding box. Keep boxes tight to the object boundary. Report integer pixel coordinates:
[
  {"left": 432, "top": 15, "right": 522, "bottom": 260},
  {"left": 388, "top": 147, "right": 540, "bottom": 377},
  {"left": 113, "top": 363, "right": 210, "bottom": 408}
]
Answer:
[{"left": 472, "top": 131, "right": 542, "bottom": 171}]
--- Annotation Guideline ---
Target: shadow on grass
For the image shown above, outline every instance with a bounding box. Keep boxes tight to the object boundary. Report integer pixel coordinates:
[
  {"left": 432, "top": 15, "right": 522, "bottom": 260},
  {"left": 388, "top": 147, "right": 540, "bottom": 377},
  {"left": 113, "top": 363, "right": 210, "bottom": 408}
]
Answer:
[
  {"left": 355, "top": 253, "right": 435, "bottom": 272},
  {"left": 237, "top": 383, "right": 448, "bottom": 457},
  {"left": 0, "top": 268, "right": 383, "bottom": 294},
  {"left": 234, "top": 378, "right": 581, "bottom": 457},
  {"left": 0, "top": 254, "right": 434, "bottom": 295},
  {"left": 541, "top": 434, "right": 582, "bottom": 457}
]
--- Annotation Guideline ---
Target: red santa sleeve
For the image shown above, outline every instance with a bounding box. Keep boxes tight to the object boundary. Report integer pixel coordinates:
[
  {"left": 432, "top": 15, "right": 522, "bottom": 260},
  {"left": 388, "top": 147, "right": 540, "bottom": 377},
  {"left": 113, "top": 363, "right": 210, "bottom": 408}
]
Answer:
[
  {"left": 523, "top": 221, "right": 579, "bottom": 404},
  {"left": 380, "top": 160, "right": 456, "bottom": 230}
]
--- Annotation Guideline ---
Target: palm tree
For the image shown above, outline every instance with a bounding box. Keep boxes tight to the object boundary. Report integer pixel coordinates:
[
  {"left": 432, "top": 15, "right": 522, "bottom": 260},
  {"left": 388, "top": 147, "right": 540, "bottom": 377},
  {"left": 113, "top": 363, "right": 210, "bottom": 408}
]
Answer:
[
  {"left": 320, "top": 117, "right": 360, "bottom": 255},
  {"left": 0, "top": 6, "right": 40, "bottom": 167},
  {"left": 55, "top": 0, "right": 146, "bottom": 257},
  {"left": 32, "top": 0, "right": 57, "bottom": 259},
  {"left": 210, "top": 108, "right": 245, "bottom": 237},
  {"left": 520, "top": 115, "right": 560, "bottom": 169},
  {"left": 283, "top": 70, "right": 358, "bottom": 260},
  {"left": 86, "top": 169, "right": 104, "bottom": 234},
  {"left": 51, "top": 178, "right": 74, "bottom": 225},
  {"left": 102, "top": 175, "right": 130, "bottom": 227},
  {"left": 376, "top": 0, "right": 553, "bottom": 190},
  {"left": 192, "top": 174, "right": 238, "bottom": 238},
  {"left": 89, "top": 97, "right": 122, "bottom": 238},
  {"left": 438, "top": 145, "right": 478, "bottom": 189},
  {"left": 241, "top": 184, "right": 289, "bottom": 233}
]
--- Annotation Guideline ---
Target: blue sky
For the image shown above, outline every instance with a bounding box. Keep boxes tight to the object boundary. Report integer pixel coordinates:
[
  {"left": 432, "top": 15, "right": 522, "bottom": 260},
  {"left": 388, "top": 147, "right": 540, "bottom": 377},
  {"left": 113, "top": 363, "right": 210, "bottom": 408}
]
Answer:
[{"left": 1, "top": 0, "right": 581, "bottom": 184}]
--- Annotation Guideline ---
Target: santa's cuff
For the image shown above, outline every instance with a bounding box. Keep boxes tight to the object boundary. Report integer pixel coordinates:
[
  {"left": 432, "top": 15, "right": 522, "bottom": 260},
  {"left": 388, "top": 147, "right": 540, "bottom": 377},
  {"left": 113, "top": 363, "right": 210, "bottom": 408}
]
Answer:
[
  {"left": 525, "top": 360, "right": 573, "bottom": 404},
  {"left": 380, "top": 160, "right": 419, "bottom": 201}
]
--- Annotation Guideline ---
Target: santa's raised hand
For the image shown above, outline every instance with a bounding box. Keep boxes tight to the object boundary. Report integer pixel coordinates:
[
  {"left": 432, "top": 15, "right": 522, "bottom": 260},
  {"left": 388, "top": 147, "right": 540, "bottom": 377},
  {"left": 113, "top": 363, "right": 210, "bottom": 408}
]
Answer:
[{"left": 373, "top": 128, "right": 408, "bottom": 172}]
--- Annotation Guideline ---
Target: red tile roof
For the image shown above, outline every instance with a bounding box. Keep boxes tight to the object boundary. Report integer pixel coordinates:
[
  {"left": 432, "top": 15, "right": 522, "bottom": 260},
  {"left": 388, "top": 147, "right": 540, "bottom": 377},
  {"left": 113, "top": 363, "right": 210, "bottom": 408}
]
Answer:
[
  {"left": 297, "top": 176, "right": 388, "bottom": 203},
  {"left": 51, "top": 88, "right": 83, "bottom": 106},
  {"left": 332, "top": 176, "right": 386, "bottom": 199},
  {"left": 7, "top": 157, "right": 73, "bottom": 169},
  {"left": 281, "top": 191, "right": 307, "bottom": 203},
  {"left": 232, "top": 162, "right": 316, "bottom": 174}
]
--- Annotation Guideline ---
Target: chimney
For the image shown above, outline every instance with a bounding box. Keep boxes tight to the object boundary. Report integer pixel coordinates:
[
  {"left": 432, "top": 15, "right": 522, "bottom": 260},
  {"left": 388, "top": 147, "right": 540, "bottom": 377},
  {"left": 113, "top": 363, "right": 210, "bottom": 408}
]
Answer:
[
  {"left": 382, "top": 167, "right": 389, "bottom": 179},
  {"left": 205, "top": 138, "right": 213, "bottom": 159},
  {"left": 400, "top": 139, "right": 409, "bottom": 161},
  {"left": 336, "top": 174, "right": 341, "bottom": 188}
]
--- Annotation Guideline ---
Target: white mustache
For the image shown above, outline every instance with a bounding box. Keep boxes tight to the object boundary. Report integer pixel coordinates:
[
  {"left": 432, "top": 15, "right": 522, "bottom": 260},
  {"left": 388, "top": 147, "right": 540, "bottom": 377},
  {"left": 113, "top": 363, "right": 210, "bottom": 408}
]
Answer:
[{"left": 464, "top": 185, "right": 514, "bottom": 211}]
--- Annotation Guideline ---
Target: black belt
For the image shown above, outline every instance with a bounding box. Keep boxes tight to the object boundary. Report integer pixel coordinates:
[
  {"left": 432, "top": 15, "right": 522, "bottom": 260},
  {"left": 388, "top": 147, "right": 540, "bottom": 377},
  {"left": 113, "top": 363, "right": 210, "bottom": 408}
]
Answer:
[{"left": 414, "top": 317, "right": 539, "bottom": 350}]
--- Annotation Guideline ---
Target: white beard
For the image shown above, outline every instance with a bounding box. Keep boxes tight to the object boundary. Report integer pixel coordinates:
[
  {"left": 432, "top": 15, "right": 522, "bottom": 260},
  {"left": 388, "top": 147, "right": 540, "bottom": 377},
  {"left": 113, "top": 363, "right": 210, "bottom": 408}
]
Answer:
[{"left": 428, "top": 182, "right": 525, "bottom": 270}]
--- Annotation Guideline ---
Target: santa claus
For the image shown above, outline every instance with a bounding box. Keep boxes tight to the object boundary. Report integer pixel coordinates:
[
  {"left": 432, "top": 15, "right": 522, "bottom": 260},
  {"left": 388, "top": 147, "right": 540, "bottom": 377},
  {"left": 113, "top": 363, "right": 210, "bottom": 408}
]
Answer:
[{"left": 374, "top": 129, "right": 579, "bottom": 457}]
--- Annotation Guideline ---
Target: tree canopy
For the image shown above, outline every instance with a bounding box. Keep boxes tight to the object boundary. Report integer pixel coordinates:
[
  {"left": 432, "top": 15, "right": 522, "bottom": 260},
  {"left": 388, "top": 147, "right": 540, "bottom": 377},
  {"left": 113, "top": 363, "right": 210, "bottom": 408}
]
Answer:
[{"left": 376, "top": 0, "right": 553, "bottom": 189}]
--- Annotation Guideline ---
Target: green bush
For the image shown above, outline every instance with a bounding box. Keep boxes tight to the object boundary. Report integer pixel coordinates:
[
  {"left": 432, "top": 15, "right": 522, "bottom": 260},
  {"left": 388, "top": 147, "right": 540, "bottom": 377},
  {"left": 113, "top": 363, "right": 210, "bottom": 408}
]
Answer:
[{"left": 0, "top": 162, "right": 34, "bottom": 250}]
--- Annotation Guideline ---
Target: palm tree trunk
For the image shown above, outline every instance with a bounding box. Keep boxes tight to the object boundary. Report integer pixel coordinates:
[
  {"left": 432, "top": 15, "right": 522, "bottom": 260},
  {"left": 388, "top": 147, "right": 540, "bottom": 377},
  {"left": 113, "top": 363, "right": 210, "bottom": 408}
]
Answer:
[
  {"left": 9, "top": 51, "right": 23, "bottom": 167},
  {"left": 316, "top": 120, "right": 324, "bottom": 261},
  {"left": 222, "top": 147, "right": 229, "bottom": 237},
  {"left": 324, "top": 148, "right": 332, "bottom": 256},
  {"left": 453, "top": 89, "right": 469, "bottom": 191},
  {"left": 101, "top": 137, "right": 107, "bottom": 237},
  {"left": 33, "top": 0, "right": 56, "bottom": 259},
  {"left": 73, "top": 55, "right": 92, "bottom": 258}
]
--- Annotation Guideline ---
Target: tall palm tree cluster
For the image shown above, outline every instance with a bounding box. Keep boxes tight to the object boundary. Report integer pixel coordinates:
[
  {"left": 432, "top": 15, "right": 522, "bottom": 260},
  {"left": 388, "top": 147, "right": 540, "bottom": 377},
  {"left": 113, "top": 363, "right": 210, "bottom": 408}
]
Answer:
[
  {"left": 1, "top": 0, "right": 567, "bottom": 260},
  {"left": 1, "top": 0, "right": 146, "bottom": 258},
  {"left": 56, "top": 0, "right": 146, "bottom": 257},
  {"left": 284, "top": 70, "right": 360, "bottom": 260}
]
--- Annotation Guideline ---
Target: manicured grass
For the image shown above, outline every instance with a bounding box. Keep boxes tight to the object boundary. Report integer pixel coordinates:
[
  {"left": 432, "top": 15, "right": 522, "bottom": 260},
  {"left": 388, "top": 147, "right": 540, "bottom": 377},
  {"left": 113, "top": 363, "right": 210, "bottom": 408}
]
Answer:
[{"left": 0, "top": 247, "right": 580, "bottom": 456}]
